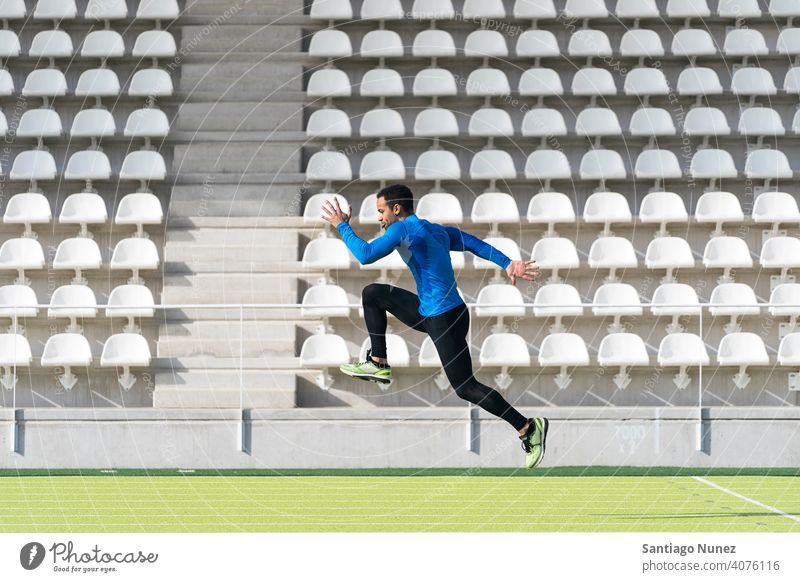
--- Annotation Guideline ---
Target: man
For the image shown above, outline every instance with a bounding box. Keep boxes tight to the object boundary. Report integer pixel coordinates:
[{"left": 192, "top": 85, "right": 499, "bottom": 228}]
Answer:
[{"left": 321, "top": 184, "right": 548, "bottom": 468}]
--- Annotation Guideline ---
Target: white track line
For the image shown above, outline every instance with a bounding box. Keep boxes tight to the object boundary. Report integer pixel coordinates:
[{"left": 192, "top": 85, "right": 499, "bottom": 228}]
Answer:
[{"left": 693, "top": 476, "right": 800, "bottom": 524}]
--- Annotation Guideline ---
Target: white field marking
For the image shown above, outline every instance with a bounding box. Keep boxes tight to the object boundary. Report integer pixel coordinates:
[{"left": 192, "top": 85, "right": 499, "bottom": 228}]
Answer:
[{"left": 693, "top": 476, "right": 800, "bottom": 524}]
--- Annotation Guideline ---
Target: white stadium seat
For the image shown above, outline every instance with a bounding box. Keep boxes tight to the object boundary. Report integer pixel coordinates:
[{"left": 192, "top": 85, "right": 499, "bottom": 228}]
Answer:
[
  {"left": 0, "top": 69, "right": 13, "bottom": 96},
  {"left": 769, "top": 283, "right": 800, "bottom": 321},
  {"left": 684, "top": 107, "right": 731, "bottom": 137},
  {"left": 468, "top": 108, "right": 514, "bottom": 137},
  {"left": 476, "top": 284, "right": 526, "bottom": 319},
  {"left": 416, "top": 193, "right": 463, "bottom": 223},
  {"left": 17, "top": 108, "right": 62, "bottom": 139},
  {"left": 33, "top": 0, "right": 77, "bottom": 21},
  {"left": 784, "top": 68, "right": 800, "bottom": 94},
  {"left": 414, "top": 150, "right": 461, "bottom": 182},
  {"left": 358, "top": 194, "right": 378, "bottom": 225},
  {"left": 583, "top": 191, "right": 632, "bottom": 236},
  {"left": 86, "top": 0, "right": 127, "bottom": 20},
  {"left": 471, "top": 192, "right": 519, "bottom": 231},
  {"left": 639, "top": 191, "right": 688, "bottom": 236},
  {"left": 473, "top": 237, "right": 521, "bottom": 270},
  {"left": 411, "top": 0, "right": 455, "bottom": 20},
  {"left": 306, "top": 152, "right": 352, "bottom": 182},
  {"left": 41, "top": 333, "right": 92, "bottom": 390},
  {"left": 469, "top": 150, "right": 516, "bottom": 181},
  {"left": 525, "top": 150, "right": 572, "bottom": 188},
  {"left": 579, "top": 150, "right": 626, "bottom": 183},
  {"left": 657, "top": 332, "right": 709, "bottom": 389},
  {"left": 571, "top": 68, "right": 617, "bottom": 96},
  {"left": 464, "top": 30, "right": 509, "bottom": 58},
  {"left": 413, "top": 68, "right": 457, "bottom": 97},
  {"left": 717, "top": 333, "right": 769, "bottom": 389},
  {"left": 724, "top": 29, "right": 768, "bottom": 58},
  {"left": 777, "top": 29, "right": 800, "bottom": 56},
  {"left": 624, "top": 68, "right": 670, "bottom": 97},
  {"left": 760, "top": 236, "right": 800, "bottom": 281},
  {"left": 589, "top": 238, "right": 637, "bottom": 282},
  {"left": 110, "top": 238, "right": 160, "bottom": 284},
  {"left": 307, "top": 108, "right": 351, "bottom": 139},
  {"left": 778, "top": 333, "right": 800, "bottom": 373},
  {"left": 360, "top": 108, "right": 405, "bottom": 138},
  {"left": 527, "top": 192, "right": 576, "bottom": 237},
  {"left": 77, "top": 69, "right": 121, "bottom": 98},
  {"left": 645, "top": 237, "right": 694, "bottom": 282},
  {"left": 120, "top": 151, "right": 167, "bottom": 183},
  {"left": 479, "top": 332, "right": 530, "bottom": 390},
  {"left": 53, "top": 238, "right": 102, "bottom": 284},
  {"left": 29, "top": 30, "right": 73, "bottom": 58},
  {"left": 702, "top": 236, "right": 753, "bottom": 282},
  {"left": 359, "top": 334, "right": 410, "bottom": 367},
  {"left": 695, "top": 191, "right": 744, "bottom": 236},
  {"left": 301, "top": 333, "right": 350, "bottom": 389},
  {"left": 360, "top": 30, "right": 403, "bottom": 59},
  {"left": 575, "top": 108, "right": 622, "bottom": 138},
  {"left": 718, "top": 0, "right": 760, "bottom": 18},
  {"left": 128, "top": 69, "right": 173, "bottom": 97},
  {"left": 48, "top": 285, "right": 98, "bottom": 331},
  {"left": 0, "top": 29, "right": 20, "bottom": 58},
  {"left": 0, "top": 334, "right": 32, "bottom": 389},
  {"left": 10, "top": 150, "right": 57, "bottom": 182},
  {"left": 412, "top": 30, "right": 456, "bottom": 58},
  {"left": 671, "top": 29, "right": 716, "bottom": 57},
  {"left": 745, "top": 150, "right": 793, "bottom": 182},
  {"left": 310, "top": 0, "right": 352, "bottom": 19},
  {"left": 133, "top": 31, "right": 177, "bottom": 59},
  {"left": 531, "top": 237, "right": 579, "bottom": 282},
  {"left": 635, "top": 150, "right": 682, "bottom": 183},
  {"left": 629, "top": 108, "right": 676, "bottom": 137},
  {"left": 752, "top": 192, "right": 800, "bottom": 233},
  {"left": 516, "top": 30, "right": 559, "bottom": 58},
  {"left": 22, "top": 69, "right": 67, "bottom": 99},
  {"left": 303, "top": 193, "right": 349, "bottom": 226},
  {"left": 533, "top": 283, "right": 583, "bottom": 333},
  {"left": 772, "top": 0, "right": 800, "bottom": 19},
  {"left": 101, "top": 334, "right": 152, "bottom": 390},
  {"left": 136, "top": 0, "right": 179, "bottom": 20},
  {"left": 620, "top": 30, "right": 664, "bottom": 59},
  {"left": 64, "top": 151, "right": 112, "bottom": 183},
  {"left": 71, "top": 109, "right": 116, "bottom": 139},
  {"left": 568, "top": 30, "right": 612, "bottom": 58},
  {"left": 519, "top": 68, "right": 564, "bottom": 97},
  {"left": 709, "top": 283, "right": 759, "bottom": 333},
  {"left": 616, "top": 0, "right": 659, "bottom": 19},
  {"left": 124, "top": 108, "right": 170, "bottom": 139},
  {"left": 564, "top": 0, "right": 607, "bottom": 18},
  {"left": 81, "top": 30, "right": 125, "bottom": 59},
  {"left": 361, "top": 0, "right": 403, "bottom": 19},
  {"left": 418, "top": 336, "right": 443, "bottom": 369},
  {"left": 651, "top": 283, "right": 701, "bottom": 333},
  {"left": 597, "top": 333, "right": 649, "bottom": 389},
  {"left": 521, "top": 108, "right": 567, "bottom": 138},
  {"left": 59, "top": 193, "right": 107, "bottom": 237},
  {"left": 0, "top": 238, "right": 44, "bottom": 284},
  {"left": 677, "top": 67, "right": 722, "bottom": 97},
  {"left": 731, "top": 68, "right": 777, "bottom": 97},
  {"left": 0, "top": 0, "right": 25, "bottom": 19},
  {"left": 667, "top": 0, "right": 711, "bottom": 19},
  {"left": 3, "top": 193, "right": 51, "bottom": 237},
  {"left": 690, "top": 149, "right": 738, "bottom": 182},
  {"left": 592, "top": 284, "right": 643, "bottom": 334},
  {"left": 413, "top": 108, "right": 459, "bottom": 137},
  {"left": 301, "top": 284, "right": 351, "bottom": 319},
  {"left": 309, "top": 30, "right": 352, "bottom": 59},
  {"left": 463, "top": 0, "right": 505, "bottom": 18},
  {"left": 538, "top": 333, "right": 589, "bottom": 390},
  {"left": 307, "top": 69, "right": 351, "bottom": 99},
  {"left": 513, "top": 0, "right": 556, "bottom": 20},
  {"left": 0, "top": 285, "right": 38, "bottom": 332},
  {"left": 302, "top": 238, "right": 350, "bottom": 270},
  {"left": 106, "top": 284, "right": 156, "bottom": 332},
  {"left": 359, "top": 151, "right": 405, "bottom": 181}
]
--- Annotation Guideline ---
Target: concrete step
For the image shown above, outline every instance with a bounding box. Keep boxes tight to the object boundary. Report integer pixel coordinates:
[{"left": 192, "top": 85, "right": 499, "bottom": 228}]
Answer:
[
  {"left": 167, "top": 184, "right": 303, "bottom": 218},
  {"left": 172, "top": 142, "right": 301, "bottom": 174},
  {"left": 157, "top": 321, "right": 296, "bottom": 357},
  {"left": 176, "top": 102, "right": 302, "bottom": 132},
  {"left": 162, "top": 273, "right": 298, "bottom": 304},
  {"left": 154, "top": 368, "right": 296, "bottom": 408},
  {"left": 180, "top": 24, "right": 300, "bottom": 53},
  {"left": 164, "top": 240, "right": 297, "bottom": 265},
  {"left": 184, "top": 0, "right": 301, "bottom": 18},
  {"left": 179, "top": 61, "right": 301, "bottom": 96},
  {"left": 166, "top": 227, "right": 300, "bottom": 246}
]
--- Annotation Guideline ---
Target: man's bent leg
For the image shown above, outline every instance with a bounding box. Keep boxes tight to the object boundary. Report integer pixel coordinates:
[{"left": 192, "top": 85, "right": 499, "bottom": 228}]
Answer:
[
  {"left": 426, "top": 304, "right": 528, "bottom": 432},
  {"left": 362, "top": 283, "right": 426, "bottom": 359}
]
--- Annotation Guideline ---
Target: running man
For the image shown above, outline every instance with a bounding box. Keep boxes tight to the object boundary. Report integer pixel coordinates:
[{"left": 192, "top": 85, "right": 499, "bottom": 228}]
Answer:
[{"left": 321, "top": 184, "right": 549, "bottom": 468}]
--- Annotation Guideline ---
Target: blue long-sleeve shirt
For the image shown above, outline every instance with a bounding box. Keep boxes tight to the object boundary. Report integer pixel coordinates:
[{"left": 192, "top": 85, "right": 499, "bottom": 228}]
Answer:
[{"left": 337, "top": 214, "right": 512, "bottom": 317}]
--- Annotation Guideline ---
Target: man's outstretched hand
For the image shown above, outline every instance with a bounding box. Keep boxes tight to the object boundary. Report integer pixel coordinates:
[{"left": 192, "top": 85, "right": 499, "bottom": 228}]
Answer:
[
  {"left": 506, "top": 259, "right": 540, "bottom": 285},
  {"left": 321, "top": 198, "right": 351, "bottom": 228}
]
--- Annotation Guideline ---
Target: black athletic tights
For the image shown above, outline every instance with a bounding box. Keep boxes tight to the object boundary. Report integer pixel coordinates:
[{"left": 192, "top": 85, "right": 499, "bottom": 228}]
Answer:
[{"left": 362, "top": 283, "right": 528, "bottom": 432}]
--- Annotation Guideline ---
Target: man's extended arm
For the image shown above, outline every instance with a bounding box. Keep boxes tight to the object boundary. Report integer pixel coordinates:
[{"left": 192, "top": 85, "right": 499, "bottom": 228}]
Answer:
[
  {"left": 337, "top": 222, "right": 403, "bottom": 265},
  {"left": 445, "top": 226, "right": 511, "bottom": 269}
]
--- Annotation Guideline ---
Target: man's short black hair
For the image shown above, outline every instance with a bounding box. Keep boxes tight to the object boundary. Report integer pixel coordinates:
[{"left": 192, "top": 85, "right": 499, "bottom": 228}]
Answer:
[{"left": 377, "top": 184, "right": 414, "bottom": 214}]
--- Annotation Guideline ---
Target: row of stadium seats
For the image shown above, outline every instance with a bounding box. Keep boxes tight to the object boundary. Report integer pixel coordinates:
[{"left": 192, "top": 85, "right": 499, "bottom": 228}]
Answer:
[
  {"left": 0, "top": 237, "right": 159, "bottom": 285},
  {"left": 308, "top": 65, "right": 800, "bottom": 99},
  {"left": 305, "top": 191, "right": 800, "bottom": 236},
  {"left": 0, "top": 150, "right": 166, "bottom": 185},
  {"left": 0, "top": 108, "right": 169, "bottom": 140},
  {"left": 0, "top": 331, "right": 152, "bottom": 391},
  {"left": 309, "top": 0, "right": 800, "bottom": 21},
  {"left": 308, "top": 106, "right": 800, "bottom": 139},
  {"left": 4, "top": 192, "right": 163, "bottom": 238},
  {"left": 0, "top": 0, "right": 179, "bottom": 21},
  {"left": 0, "top": 29, "right": 177, "bottom": 60},
  {"left": 302, "top": 233, "right": 800, "bottom": 283},
  {"left": 310, "top": 28, "right": 800, "bottom": 60},
  {"left": 299, "top": 328, "right": 800, "bottom": 391},
  {"left": 306, "top": 148, "right": 796, "bottom": 185},
  {"left": 0, "top": 67, "right": 173, "bottom": 98}
]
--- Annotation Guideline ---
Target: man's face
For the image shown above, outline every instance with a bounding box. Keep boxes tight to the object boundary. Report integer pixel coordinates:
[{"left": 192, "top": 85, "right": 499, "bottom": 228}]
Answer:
[{"left": 376, "top": 196, "right": 399, "bottom": 230}]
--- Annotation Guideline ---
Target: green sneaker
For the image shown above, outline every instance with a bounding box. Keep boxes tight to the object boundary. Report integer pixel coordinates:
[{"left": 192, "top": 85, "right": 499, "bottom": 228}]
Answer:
[
  {"left": 339, "top": 350, "right": 392, "bottom": 384},
  {"left": 520, "top": 417, "right": 549, "bottom": 469}
]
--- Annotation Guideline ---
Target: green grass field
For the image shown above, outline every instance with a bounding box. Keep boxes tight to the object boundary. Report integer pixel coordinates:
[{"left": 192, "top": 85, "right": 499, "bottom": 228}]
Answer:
[{"left": 1, "top": 469, "right": 799, "bottom": 532}]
